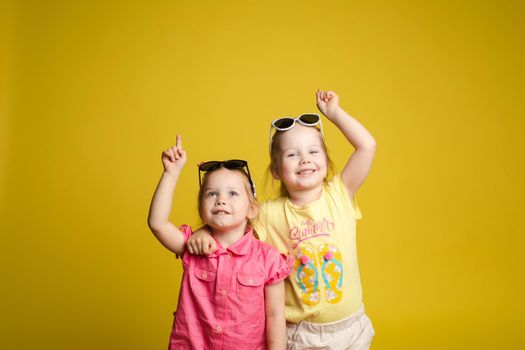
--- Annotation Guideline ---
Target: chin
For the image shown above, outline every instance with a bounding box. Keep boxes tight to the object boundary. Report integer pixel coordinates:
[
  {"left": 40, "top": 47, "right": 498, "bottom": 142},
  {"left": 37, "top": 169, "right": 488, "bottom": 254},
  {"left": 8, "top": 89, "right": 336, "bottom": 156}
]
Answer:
[{"left": 299, "top": 177, "right": 324, "bottom": 187}]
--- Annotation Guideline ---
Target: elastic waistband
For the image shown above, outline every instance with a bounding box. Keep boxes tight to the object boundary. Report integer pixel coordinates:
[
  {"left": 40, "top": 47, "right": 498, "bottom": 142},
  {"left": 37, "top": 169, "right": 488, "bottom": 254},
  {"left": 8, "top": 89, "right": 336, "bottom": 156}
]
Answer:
[{"left": 286, "top": 305, "right": 365, "bottom": 334}]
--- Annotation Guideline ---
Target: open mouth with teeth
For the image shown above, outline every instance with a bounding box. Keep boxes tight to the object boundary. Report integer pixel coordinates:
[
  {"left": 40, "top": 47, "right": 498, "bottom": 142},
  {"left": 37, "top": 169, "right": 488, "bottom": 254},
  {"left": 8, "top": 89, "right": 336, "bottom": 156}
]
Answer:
[
  {"left": 297, "top": 169, "right": 316, "bottom": 176},
  {"left": 212, "top": 210, "right": 230, "bottom": 215}
]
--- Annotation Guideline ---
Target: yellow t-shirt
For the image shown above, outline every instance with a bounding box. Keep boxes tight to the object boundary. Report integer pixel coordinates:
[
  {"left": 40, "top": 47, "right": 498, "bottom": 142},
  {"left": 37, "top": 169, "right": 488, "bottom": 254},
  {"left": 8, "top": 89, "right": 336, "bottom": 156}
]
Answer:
[{"left": 253, "top": 175, "right": 363, "bottom": 323}]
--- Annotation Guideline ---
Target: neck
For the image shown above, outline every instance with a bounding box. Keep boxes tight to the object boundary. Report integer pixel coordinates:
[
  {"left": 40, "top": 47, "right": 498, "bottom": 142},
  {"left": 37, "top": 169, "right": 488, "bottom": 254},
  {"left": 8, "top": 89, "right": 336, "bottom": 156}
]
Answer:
[
  {"left": 210, "top": 224, "right": 247, "bottom": 249},
  {"left": 288, "top": 185, "right": 323, "bottom": 207}
]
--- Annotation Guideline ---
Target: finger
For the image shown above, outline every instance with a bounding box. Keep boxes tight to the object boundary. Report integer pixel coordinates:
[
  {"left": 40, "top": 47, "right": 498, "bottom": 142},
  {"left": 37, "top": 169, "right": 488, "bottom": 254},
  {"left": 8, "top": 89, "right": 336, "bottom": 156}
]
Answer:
[
  {"left": 163, "top": 149, "right": 175, "bottom": 162},
  {"left": 171, "top": 147, "right": 180, "bottom": 160},
  {"left": 210, "top": 240, "right": 217, "bottom": 253},
  {"left": 187, "top": 243, "right": 194, "bottom": 255},
  {"left": 176, "top": 136, "right": 185, "bottom": 160},
  {"left": 190, "top": 240, "right": 200, "bottom": 254},
  {"left": 200, "top": 241, "right": 209, "bottom": 254}
]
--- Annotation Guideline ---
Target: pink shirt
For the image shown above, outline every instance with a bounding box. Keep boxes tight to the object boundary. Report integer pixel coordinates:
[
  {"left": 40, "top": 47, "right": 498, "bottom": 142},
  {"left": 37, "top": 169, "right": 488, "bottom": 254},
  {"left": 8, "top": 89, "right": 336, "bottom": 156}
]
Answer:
[{"left": 169, "top": 226, "right": 292, "bottom": 350}]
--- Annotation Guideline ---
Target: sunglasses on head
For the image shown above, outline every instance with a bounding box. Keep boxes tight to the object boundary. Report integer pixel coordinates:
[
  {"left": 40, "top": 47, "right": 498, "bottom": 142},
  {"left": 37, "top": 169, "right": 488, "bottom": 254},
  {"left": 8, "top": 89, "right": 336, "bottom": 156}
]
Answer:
[
  {"left": 269, "top": 114, "right": 323, "bottom": 153},
  {"left": 198, "top": 159, "right": 256, "bottom": 198}
]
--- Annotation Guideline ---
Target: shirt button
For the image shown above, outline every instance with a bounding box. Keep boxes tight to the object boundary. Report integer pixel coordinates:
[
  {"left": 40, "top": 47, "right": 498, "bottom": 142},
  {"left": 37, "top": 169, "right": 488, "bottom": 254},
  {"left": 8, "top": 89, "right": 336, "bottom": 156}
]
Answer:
[
  {"left": 248, "top": 279, "right": 254, "bottom": 285},
  {"left": 221, "top": 289, "right": 227, "bottom": 296},
  {"left": 226, "top": 253, "right": 231, "bottom": 259},
  {"left": 216, "top": 326, "right": 222, "bottom": 332},
  {"left": 202, "top": 273, "right": 207, "bottom": 278}
]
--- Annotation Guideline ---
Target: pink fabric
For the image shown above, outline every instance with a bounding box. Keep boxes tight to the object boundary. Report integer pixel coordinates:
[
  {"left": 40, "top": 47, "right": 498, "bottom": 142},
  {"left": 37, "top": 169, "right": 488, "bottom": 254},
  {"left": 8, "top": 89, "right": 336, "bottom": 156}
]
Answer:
[
  {"left": 169, "top": 226, "right": 292, "bottom": 350},
  {"left": 178, "top": 224, "right": 192, "bottom": 242}
]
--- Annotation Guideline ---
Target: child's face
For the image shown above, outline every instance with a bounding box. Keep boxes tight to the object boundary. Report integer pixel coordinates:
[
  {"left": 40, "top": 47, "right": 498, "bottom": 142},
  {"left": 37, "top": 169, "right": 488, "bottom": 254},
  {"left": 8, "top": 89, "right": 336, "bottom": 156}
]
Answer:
[
  {"left": 200, "top": 168, "right": 256, "bottom": 233},
  {"left": 275, "top": 124, "right": 328, "bottom": 194}
]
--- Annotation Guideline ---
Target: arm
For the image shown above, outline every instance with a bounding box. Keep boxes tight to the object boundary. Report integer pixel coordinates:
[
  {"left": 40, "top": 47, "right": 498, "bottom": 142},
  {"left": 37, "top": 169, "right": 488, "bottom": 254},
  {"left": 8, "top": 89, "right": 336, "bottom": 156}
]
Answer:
[
  {"left": 147, "top": 135, "right": 187, "bottom": 256},
  {"left": 316, "top": 90, "right": 376, "bottom": 197},
  {"left": 265, "top": 281, "right": 286, "bottom": 350}
]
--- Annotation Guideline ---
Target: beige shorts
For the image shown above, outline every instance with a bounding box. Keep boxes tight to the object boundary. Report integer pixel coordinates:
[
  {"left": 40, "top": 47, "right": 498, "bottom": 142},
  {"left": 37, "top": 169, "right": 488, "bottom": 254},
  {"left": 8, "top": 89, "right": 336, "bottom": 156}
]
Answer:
[{"left": 286, "top": 306, "right": 375, "bottom": 350}]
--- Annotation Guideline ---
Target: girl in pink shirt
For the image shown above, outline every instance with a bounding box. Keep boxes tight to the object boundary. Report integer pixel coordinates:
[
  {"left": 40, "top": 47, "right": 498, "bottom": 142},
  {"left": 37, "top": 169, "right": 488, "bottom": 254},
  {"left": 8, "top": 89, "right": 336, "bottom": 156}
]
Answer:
[{"left": 148, "top": 135, "right": 291, "bottom": 350}]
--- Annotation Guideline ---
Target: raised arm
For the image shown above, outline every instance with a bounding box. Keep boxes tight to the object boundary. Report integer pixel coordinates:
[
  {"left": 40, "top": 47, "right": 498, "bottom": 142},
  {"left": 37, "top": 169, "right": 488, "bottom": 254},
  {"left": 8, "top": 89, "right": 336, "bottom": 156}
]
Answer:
[
  {"left": 147, "top": 135, "right": 187, "bottom": 256},
  {"left": 316, "top": 90, "right": 376, "bottom": 198}
]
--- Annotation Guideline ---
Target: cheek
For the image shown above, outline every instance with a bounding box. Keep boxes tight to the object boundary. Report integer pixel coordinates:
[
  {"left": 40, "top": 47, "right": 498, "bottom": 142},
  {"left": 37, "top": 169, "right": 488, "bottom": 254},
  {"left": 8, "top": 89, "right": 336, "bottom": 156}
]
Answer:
[
  {"left": 202, "top": 198, "right": 215, "bottom": 209},
  {"left": 315, "top": 153, "right": 328, "bottom": 165},
  {"left": 281, "top": 158, "right": 294, "bottom": 170}
]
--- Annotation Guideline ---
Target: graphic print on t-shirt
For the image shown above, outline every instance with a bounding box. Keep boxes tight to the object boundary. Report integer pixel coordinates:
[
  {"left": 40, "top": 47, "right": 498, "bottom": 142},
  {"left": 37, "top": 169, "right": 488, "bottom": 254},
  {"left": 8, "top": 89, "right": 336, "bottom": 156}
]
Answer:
[
  {"left": 295, "top": 245, "right": 320, "bottom": 306},
  {"left": 295, "top": 242, "right": 344, "bottom": 306},
  {"left": 318, "top": 243, "right": 343, "bottom": 304},
  {"left": 289, "top": 217, "right": 335, "bottom": 249}
]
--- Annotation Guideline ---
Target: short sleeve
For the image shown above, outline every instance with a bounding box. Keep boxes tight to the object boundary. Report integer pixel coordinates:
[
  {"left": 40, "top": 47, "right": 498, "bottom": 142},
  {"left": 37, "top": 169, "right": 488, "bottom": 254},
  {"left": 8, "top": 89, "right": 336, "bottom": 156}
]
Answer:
[
  {"left": 265, "top": 248, "right": 293, "bottom": 285},
  {"left": 178, "top": 224, "right": 193, "bottom": 241},
  {"left": 178, "top": 224, "right": 193, "bottom": 265},
  {"left": 328, "top": 175, "right": 362, "bottom": 220}
]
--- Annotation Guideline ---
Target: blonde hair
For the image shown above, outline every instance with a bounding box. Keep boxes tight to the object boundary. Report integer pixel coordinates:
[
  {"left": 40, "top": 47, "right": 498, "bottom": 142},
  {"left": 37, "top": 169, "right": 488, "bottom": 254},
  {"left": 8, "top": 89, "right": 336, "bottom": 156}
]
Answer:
[
  {"left": 198, "top": 167, "right": 258, "bottom": 223},
  {"left": 268, "top": 128, "right": 335, "bottom": 197}
]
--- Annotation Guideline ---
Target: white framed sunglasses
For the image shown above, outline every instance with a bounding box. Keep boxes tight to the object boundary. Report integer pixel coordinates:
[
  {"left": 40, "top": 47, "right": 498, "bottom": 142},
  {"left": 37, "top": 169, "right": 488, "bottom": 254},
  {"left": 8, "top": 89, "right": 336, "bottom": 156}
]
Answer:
[{"left": 269, "top": 113, "right": 323, "bottom": 153}]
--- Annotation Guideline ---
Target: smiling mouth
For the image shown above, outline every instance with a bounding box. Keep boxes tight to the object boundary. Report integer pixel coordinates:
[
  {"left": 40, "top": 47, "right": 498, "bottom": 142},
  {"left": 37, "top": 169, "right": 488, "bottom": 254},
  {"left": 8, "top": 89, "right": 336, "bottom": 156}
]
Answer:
[
  {"left": 212, "top": 210, "right": 230, "bottom": 215},
  {"left": 297, "top": 169, "right": 315, "bottom": 175}
]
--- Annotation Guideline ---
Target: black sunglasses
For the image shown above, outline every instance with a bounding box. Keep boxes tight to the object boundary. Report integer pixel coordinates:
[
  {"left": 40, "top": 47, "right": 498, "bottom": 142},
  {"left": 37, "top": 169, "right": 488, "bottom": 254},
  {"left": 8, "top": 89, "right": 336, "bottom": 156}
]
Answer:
[{"left": 198, "top": 159, "right": 256, "bottom": 197}]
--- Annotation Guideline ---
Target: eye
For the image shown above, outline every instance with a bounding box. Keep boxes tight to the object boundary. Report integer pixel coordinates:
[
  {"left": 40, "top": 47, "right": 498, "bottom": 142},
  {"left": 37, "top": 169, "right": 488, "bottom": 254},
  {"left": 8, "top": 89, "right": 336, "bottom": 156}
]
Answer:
[
  {"left": 310, "top": 150, "right": 319, "bottom": 154},
  {"left": 286, "top": 152, "right": 297, "bottom": 158},
  {"left": 229, "top": 191, "right": 239, "bottom": 197},
  {"left": 206, "top": 191, "right": 217, "bottom": 198}
]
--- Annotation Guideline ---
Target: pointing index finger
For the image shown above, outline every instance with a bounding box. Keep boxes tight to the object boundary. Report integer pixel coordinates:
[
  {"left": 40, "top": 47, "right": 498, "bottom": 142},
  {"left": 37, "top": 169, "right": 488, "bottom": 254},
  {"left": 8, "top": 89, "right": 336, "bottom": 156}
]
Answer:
[{"left": 176, "top": 134, "right": 183, "bottom": 148}]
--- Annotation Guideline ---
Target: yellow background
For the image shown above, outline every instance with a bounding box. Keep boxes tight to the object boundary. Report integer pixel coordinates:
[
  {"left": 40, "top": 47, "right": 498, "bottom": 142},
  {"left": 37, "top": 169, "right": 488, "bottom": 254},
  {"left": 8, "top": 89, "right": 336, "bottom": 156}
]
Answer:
[{"left": 2, "top": 0, "right": 524, "bottom": 349}]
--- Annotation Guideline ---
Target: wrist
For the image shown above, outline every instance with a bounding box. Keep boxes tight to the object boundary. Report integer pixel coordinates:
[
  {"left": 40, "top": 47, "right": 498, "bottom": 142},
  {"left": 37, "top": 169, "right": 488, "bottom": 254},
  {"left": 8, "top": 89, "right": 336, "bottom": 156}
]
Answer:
[
  {"left": 162, "top": 169, "right": 180, "bottom": 180},
  {"left": 326, "top": 106, "right": 348, "bottom": 122}
]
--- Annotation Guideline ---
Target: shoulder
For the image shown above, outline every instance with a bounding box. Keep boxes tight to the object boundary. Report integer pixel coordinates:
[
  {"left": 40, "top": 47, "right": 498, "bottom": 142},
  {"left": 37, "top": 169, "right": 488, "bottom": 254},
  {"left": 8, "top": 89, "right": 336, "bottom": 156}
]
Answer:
[
  {"left": 260, "top": 197, "right": 285, "bottom": 211},
  {"left": 252, "top": 238, "right": 278, "bottom": 253},
  {"left": 325, "top": 174, "right": 362, "bottom": 219},
  {"left": 325, "top": 174, "right": 350, "bottom": 200},
  {"left": 256, "top": 197, "right": 286, "bottom": 224},
  {"left": 325, "top": 174, "right": 344, "bottom": 191},
  {"left": 251, "top": 239, "right": 282, "bottom": 259}
]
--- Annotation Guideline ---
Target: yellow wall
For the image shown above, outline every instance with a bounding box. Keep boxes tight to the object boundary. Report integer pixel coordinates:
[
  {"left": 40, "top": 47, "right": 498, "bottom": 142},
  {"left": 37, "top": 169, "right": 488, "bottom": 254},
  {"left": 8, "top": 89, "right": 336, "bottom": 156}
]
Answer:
[{"left": 2, "top": 0, "right": 524, "bottom": 349}]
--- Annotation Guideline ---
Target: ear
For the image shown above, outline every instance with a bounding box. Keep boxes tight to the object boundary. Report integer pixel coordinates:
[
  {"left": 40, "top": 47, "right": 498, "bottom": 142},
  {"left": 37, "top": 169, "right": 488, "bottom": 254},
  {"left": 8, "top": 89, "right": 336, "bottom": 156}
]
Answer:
[
  {"left": 271, "top": 167, "right": 281, "bottom": 180},
  {"left": 247, "top": 203, "right": 259, "bottom": 220}
]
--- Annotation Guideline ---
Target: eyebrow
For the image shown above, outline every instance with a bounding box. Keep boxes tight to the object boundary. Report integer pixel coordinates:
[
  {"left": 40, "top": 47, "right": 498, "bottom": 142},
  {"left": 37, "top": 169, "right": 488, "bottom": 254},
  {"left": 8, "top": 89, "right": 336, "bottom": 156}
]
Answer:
[
  {"left": 204, "top": 185, "right": 244, "bottom": 192},
  {"left": 282, "top": 143, "right": 323, "bottom": 151}
]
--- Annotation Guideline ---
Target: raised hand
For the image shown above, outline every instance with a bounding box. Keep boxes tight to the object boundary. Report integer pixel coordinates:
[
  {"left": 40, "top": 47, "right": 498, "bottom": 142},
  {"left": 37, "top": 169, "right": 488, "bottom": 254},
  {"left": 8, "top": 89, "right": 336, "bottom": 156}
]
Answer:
[
  {"left": 316, "top": 90, "right": 341, "bottom": 120},
  {"left": 161, "top": 134, "right": 187, "bottom": 173}
]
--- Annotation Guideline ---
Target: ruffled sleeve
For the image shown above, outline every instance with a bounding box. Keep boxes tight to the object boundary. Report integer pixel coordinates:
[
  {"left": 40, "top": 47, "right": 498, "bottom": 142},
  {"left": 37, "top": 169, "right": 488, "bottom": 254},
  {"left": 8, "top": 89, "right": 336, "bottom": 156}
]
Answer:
[
  {"left": 265, "top": 251, "right": 294, "bottom": 285},
  {"left": 177, "top": 224, "right": 193, "bottom": 265},
  {"left": 178, "top": 224, "right": 193, "bottom": 242}
]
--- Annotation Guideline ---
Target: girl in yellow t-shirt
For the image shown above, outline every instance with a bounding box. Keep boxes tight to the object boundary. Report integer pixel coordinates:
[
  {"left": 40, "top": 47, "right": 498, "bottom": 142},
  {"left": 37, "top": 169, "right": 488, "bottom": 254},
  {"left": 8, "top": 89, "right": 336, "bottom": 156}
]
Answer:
[{"left": 190, "top": 90, "right": 376, "bottom": 350}]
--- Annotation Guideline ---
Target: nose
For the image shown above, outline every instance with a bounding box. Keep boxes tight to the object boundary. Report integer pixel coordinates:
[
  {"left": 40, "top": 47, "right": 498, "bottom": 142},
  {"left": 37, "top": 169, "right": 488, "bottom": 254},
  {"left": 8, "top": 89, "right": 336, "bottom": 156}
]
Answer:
[
  {"left": 215, "top": 195, "right": 226, "bottom": 206},
  {"left": 300, "top": 156, "right": 311, "bottom": 165}
]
